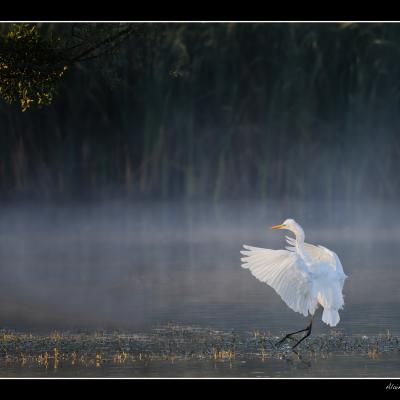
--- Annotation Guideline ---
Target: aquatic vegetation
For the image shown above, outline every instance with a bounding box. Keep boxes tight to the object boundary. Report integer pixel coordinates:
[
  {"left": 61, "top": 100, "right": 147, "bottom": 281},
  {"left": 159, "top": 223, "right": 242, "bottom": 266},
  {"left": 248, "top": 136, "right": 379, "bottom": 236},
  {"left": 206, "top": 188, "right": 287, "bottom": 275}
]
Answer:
[{"left": 0, "top": 325, "right": 398, "bottom": 375}]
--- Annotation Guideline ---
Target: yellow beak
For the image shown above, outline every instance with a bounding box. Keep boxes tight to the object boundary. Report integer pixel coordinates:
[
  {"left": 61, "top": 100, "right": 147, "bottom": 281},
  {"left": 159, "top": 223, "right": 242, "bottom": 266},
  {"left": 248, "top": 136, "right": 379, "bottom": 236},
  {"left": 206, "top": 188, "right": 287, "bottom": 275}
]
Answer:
[{"left": 270, "top": 224, "right": 285, "bottom": 230}]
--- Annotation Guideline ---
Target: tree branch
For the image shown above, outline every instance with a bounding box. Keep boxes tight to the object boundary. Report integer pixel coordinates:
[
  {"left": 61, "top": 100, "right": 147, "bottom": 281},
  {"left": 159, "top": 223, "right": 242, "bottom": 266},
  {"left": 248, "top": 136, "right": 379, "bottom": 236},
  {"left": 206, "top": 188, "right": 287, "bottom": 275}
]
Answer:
[{"left": 69, "top": 25, "right": 135, "bottom": 64}]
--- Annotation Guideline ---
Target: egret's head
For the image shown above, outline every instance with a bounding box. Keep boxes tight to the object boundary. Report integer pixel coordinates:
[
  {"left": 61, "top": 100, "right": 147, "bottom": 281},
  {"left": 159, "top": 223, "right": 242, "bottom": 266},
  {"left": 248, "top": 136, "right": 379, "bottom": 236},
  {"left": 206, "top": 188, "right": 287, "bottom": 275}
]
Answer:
[{"left": 270, "top": 218, "right": 303, "bottom": 236}]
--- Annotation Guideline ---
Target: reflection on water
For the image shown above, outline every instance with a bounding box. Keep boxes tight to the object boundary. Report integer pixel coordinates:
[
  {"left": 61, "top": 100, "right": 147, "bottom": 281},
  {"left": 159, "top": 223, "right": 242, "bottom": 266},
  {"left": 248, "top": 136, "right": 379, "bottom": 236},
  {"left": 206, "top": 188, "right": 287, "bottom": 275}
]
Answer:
[
  {"left": 1, "top": 353, "right": 400, "bottom": 378},
  {"left": 0, "top": 200, "right": 399, "bottom": 337}
]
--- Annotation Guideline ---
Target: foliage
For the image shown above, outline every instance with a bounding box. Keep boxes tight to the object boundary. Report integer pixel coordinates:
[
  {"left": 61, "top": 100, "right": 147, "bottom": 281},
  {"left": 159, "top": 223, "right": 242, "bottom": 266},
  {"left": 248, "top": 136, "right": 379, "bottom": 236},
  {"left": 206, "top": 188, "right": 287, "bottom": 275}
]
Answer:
[
  {"left": 0, "top": 23, "right": 139, "bottom": 111},
  {"left": 0, "top": 24, "right": 68, "bottom": 111}
]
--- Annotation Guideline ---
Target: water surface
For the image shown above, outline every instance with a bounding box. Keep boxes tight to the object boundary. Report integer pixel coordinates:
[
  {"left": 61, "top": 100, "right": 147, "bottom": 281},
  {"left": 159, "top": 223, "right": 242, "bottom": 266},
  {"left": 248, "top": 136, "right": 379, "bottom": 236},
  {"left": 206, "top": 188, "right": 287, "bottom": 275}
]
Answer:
[{"left": 0, "top": 200, "right": 399, "bottom": 376}]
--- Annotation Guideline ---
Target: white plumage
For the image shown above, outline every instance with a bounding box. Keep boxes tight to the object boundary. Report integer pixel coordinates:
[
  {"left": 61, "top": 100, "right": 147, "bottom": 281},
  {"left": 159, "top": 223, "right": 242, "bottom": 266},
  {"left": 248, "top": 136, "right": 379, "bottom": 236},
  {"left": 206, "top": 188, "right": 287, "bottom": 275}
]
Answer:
[{"left": 240, "top": 218, "right": 347, "bottom": 328}]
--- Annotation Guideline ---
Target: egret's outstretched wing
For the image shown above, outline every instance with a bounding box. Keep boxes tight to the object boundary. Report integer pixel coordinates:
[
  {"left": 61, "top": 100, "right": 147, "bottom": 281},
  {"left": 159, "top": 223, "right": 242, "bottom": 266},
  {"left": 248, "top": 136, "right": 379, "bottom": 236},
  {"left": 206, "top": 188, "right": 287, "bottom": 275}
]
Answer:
[
  {"left": 284, "top": 236, "right": 348, "bottom": 289},
  {"left": 240, "top": 245, "right": 317, "bottom": 317},
  {"left": 305, "top": 244, "right": 347, "bottom": 289}
]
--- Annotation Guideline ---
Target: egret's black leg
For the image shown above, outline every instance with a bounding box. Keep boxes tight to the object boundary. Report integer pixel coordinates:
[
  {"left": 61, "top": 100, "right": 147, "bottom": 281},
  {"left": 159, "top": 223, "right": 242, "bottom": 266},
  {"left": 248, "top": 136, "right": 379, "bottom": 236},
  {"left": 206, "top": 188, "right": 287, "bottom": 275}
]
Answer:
[
  {"left": 277, "top": 313, "right": 315, "bottom": 347},
  {"left": 276, "top": 326, "right": 310, "bottom": 345},
  {"left": 292, "top": 315, "right": 315, "bottom": 349}
]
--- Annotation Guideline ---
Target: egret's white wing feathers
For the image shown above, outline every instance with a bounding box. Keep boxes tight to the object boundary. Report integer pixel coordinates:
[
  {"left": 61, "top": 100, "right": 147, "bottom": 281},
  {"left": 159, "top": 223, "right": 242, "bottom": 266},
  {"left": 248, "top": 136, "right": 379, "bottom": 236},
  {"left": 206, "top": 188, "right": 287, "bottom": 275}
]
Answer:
[
  {"left": 284, "top": 237, "right": 348, "bottom": 288},
  {"left": 280, "top": 238, "right": 347, "bottom": 326},
  {"left": 241, "top": 245, "right": 318, "bottom": 317},
  {"left": 303, "top": 243, "right": 348, "bottom": 288},
  {"left": 285, "top": 235, "right": 296, "bottom": 246}
]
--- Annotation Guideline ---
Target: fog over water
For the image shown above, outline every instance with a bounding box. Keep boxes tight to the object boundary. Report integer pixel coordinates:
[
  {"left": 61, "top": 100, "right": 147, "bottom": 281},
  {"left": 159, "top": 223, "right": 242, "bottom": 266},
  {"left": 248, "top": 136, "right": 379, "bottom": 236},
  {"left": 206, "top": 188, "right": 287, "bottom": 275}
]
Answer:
[{"left": 0, "top": 199, "right": 398, "bottom": 335}]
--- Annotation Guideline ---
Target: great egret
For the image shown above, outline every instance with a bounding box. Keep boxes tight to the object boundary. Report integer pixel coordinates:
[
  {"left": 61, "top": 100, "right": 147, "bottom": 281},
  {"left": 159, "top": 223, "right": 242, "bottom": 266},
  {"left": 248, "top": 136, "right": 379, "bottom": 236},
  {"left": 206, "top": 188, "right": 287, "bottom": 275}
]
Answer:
[{"left": 240, "top": 218, "right": 347, "bottom": 349}]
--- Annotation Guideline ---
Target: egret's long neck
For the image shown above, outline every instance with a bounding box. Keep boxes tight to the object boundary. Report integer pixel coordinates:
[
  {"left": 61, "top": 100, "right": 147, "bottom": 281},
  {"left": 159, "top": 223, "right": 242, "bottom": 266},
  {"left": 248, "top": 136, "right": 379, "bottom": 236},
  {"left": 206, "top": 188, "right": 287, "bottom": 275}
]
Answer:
[{"left": 292, "top": 225, "right": 305, "bottom": 251}]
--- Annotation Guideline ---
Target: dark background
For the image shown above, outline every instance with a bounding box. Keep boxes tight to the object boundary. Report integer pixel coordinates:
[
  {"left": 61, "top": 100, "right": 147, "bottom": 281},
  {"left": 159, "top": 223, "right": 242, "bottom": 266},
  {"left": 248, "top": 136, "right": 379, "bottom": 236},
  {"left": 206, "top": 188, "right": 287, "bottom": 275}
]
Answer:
[{"left": 1, "top": 23, "right": 399, "bottom": 204}]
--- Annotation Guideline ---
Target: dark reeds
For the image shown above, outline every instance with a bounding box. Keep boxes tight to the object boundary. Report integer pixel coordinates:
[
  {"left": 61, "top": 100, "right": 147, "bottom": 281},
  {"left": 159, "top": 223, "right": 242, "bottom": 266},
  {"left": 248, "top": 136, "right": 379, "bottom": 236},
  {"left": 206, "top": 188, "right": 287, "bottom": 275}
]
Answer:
[{"left": 1, "top": 23, "right": 400, "bottom": 203}]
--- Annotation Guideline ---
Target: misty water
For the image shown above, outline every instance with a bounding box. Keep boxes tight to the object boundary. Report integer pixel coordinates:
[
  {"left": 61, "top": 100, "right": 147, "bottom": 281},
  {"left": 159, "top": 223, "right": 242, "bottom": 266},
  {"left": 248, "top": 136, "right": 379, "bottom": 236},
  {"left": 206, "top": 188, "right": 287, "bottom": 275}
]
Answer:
[{"left": 0, "top": 199, "right": 399, "bottom": 377}]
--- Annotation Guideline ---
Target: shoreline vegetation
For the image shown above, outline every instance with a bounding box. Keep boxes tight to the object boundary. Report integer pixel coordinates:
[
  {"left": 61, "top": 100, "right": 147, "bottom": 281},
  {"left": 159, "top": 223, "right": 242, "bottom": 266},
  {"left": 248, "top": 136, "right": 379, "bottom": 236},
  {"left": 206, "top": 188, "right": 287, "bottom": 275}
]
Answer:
[
  {"left": 1, "top": 23, "right": 400, "bottom": 203},
  {"left": 0, "top": 324, "right": 398, "bottom": 374}
]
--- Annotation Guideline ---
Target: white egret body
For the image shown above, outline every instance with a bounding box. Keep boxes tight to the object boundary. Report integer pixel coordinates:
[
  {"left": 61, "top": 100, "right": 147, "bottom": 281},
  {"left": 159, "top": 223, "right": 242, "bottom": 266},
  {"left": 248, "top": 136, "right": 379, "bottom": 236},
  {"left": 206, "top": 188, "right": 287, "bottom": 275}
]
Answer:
[{"left": 240, "top": 218, "right": 348, "bottom": 347}]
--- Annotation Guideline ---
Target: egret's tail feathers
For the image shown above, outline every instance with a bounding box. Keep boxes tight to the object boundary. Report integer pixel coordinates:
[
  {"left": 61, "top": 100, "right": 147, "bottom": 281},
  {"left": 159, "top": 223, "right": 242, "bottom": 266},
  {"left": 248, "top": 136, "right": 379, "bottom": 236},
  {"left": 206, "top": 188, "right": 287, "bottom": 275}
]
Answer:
[{"left": 322, "top": 308, "right": 340, "bottom": 327}]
